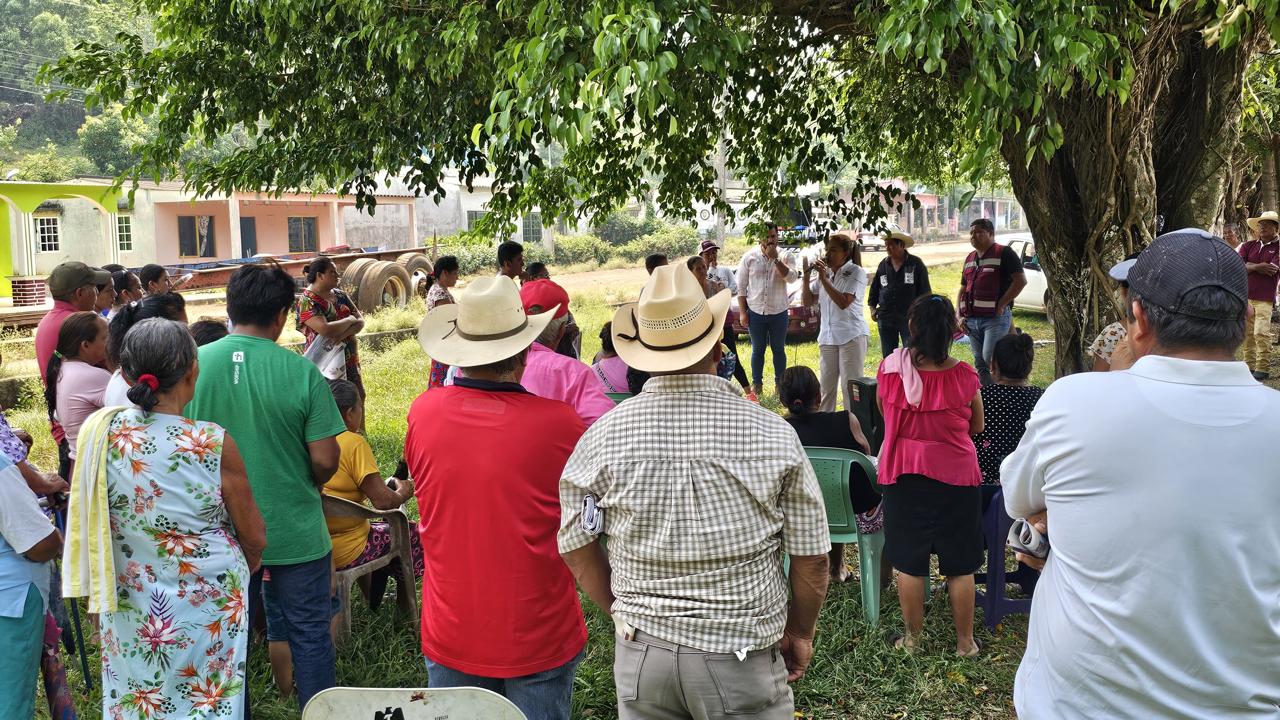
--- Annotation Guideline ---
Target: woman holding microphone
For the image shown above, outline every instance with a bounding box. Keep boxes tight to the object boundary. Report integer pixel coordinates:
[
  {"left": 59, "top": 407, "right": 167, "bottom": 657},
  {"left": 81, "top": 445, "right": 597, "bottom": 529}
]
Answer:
[{"left": 803, "top": 232, "right": 870, "bottom": 412}]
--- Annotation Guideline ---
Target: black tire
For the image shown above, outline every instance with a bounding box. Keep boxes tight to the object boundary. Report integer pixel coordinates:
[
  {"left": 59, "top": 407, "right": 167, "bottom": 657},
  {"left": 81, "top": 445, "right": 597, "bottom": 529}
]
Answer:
[
  {"left": 396, "top": 253, "right": 434, "bottom": 298},
  {"left": 357, "top": 261, "right": 412, "bottom": 313},
  {"left": 341, "top": 258, "right": 377, "bottom": 296}
]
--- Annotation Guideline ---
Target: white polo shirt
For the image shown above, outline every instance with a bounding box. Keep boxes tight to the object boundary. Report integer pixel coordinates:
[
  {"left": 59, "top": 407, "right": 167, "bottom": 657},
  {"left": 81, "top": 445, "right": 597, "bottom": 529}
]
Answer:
[
  {"left": 807, "top": 260, "right": 869, "bottom": 346},
  {"left": 1001, "top": 355, "right": 1280, "bottom": 719},
  {"left": 707, "top": 265, "right": 737, "bottom": 296},
  {"left": 736, "top": 247, "right": 798, "bottom": 316}
]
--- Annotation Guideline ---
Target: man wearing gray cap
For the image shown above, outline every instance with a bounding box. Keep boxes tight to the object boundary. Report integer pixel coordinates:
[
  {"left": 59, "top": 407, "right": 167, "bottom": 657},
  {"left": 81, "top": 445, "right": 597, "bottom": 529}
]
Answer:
[
  {"left": 34, "top": 261, "right": 110, "bottom": 470},
  {"left": 1001, "top": 229, "right": 1280, "bottom": 719}
]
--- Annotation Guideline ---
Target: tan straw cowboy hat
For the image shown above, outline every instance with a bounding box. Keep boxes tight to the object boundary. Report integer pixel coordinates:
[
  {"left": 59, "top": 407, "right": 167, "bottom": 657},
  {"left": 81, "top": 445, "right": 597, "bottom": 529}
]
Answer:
[
  {"left": 418, "top": 276, "right": 557, "bottom": 367},
  {"left": 1247, "top": 210, "right": 1280, "bottom": 233},
  {"left": 885, "top": 230, "right": 915, "bottom": 248},
  {"left": 611, "top": 264, "right": 732, "bottom": 373}
]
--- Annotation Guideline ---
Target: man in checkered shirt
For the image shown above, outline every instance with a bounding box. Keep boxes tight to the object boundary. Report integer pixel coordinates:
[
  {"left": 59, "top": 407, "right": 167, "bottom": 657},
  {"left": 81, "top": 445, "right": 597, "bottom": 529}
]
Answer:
[{"left": 559, "top": 264, "right": 831, "bottom": 720}]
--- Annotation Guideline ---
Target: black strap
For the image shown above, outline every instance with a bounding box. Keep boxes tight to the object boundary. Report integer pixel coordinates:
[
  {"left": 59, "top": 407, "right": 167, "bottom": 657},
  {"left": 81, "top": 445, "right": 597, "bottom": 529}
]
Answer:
[
  {"left": 444, "top": 317, "right": 529, "bottom": 342},
  {"left": 616, "top": 308, "right": 717, "bottom": 352}
]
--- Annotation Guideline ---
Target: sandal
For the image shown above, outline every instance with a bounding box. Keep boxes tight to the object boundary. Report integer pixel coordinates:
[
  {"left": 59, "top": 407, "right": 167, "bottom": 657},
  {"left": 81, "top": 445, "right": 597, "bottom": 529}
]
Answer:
[
  {"left": 956, "top": 640, "right": 981, "bottom": 658},
  {"left": 889, "top": 633, "right": 919, "bottom": 654}
]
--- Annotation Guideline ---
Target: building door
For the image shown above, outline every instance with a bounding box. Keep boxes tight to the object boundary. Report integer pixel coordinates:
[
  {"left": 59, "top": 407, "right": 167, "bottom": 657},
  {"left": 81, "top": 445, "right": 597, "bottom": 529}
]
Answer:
[{"left": 240, "top": 217, "right": 257, "bottom": 257}]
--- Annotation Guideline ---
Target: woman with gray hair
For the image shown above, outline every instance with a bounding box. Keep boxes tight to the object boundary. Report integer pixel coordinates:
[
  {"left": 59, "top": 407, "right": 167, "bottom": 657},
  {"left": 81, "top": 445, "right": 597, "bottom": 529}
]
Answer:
[{"left": 63, "top": 318, "right": 265, "bottom": 719}]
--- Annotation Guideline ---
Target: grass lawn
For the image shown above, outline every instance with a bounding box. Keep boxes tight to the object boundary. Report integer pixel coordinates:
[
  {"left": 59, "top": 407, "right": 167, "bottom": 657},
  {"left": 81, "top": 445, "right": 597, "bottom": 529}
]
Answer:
[{"left": 22, "top": 261, "right": 1035, "bottom": 719}]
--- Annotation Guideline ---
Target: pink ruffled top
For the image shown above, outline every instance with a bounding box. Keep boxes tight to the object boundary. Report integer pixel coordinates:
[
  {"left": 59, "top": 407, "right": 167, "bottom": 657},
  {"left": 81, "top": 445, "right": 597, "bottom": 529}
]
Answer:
[{"left": 876, "top": 355, "right": 983, "bottom": 487}]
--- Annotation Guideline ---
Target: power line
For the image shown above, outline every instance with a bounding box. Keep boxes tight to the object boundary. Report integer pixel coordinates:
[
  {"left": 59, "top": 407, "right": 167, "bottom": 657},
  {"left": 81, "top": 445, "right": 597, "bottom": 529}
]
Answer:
[{"left": 0, "top": 83, "right": 85, "bottom": 101}]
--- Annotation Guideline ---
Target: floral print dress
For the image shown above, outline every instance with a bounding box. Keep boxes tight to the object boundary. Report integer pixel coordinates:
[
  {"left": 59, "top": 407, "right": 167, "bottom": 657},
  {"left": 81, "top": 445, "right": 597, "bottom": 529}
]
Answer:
[
  {"left": 426, "top": 283, "right": 455, "bottom": 388},
  {"left": 101, "top": 409, "right": 248, "bottom": 719}
]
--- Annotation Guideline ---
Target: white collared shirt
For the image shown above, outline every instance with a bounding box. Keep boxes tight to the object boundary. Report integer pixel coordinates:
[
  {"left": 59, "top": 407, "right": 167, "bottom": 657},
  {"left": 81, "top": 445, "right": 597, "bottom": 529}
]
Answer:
[
  {"left": 808, "top": 260, "right": 869, "bottom": 345},
  {"left": 1001, "top": 355, "right": 1280, "bottom": 719},
  {"left": 736, "top": 247, "right": 798, "bottom": 316}
]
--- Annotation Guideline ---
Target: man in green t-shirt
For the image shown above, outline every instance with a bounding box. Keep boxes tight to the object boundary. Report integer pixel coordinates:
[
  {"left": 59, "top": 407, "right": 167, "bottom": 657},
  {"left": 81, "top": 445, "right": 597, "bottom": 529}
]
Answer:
[{"left": 188, "top": 263, "right": 345, "bottom": 712}]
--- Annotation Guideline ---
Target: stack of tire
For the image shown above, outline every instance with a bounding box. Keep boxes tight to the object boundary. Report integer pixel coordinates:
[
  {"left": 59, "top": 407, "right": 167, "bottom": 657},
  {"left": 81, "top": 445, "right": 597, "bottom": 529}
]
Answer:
[{"left": 339, "top": 252, "right": 433, "bottom": 314}]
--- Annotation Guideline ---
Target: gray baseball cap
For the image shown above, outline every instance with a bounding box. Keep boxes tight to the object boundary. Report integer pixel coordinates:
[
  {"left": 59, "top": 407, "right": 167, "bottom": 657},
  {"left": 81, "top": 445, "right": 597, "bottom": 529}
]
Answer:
[{"left": 1126, "top": 229, "right": 1246, "bottom": 320}]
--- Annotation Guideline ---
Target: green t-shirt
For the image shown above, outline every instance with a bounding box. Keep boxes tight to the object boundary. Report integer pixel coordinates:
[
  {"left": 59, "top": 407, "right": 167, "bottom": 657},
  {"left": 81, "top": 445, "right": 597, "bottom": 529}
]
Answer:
[{"left": 188, "top": 334, "right": 346, "bottom": 565}]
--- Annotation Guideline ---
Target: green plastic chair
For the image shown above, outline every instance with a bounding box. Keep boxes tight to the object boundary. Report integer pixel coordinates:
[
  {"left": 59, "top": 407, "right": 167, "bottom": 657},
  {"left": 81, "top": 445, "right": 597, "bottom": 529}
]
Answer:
[
  {"left": 803, "top": 446, "right": 886, "bottom": 627},
  {"left": 606, "top": 392, "right": 633, "bottom": 404}
]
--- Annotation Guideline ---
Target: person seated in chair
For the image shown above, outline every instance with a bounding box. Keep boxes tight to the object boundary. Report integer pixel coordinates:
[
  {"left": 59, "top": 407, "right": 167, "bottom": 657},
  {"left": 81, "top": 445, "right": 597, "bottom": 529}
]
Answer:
[{"left": 779, "top": 365, "right": 884, "bottom": 585}]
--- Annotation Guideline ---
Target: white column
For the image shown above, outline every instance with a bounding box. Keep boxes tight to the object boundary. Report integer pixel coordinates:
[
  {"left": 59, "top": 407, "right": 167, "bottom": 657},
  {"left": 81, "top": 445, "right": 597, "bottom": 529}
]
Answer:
[
  {"left": 328, "top": 200, "right": 342, "bottom": 250},
  {"left": 19, "top": 210, "right": 33, "bottom": 276},
  {"left": 107, "top": 210, "right": 119, "bottom": 265},
  {"left": 228, "top": 195, "right": 243, "bottom": 258},
  {"left": 407, "top": 203, "right": 419, "bottom": 250}
]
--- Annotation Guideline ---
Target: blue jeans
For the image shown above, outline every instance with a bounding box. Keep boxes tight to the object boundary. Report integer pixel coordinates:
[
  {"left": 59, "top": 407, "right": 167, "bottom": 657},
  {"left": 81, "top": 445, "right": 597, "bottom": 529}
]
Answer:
[
  {"left": 425, "top": 649, "right": 584, "bottom": 720},
  {"left": 259, "top": 553, "right": 336, "bottom": 710},
  {"left": 746, "top": 308, "right": 788, "bottom": 388},
  {"left": 877, "top": 319, "right": 911, "bottom": 358},
  {"left": 964, "top": 308, "right": 1013, "bottom": 385}
]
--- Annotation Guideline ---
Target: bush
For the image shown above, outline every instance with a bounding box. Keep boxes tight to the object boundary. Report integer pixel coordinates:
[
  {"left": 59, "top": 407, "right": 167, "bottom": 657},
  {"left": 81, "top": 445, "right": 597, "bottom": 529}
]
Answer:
[
  {"left": 596, "top": 211, "right": 660, "bottom": 246},
  {"left": 619, "top": 224, "right": 700, "bottom": 262},
  {"left": 554, "top": 233, "right": 613, "bottom": 265}
]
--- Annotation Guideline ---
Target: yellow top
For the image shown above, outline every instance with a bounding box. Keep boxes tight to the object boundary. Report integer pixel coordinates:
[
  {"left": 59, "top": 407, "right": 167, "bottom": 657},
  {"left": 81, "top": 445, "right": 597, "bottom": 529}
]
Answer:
[{"left": 323, "top": 430, "right": 381, "bottom": 568}]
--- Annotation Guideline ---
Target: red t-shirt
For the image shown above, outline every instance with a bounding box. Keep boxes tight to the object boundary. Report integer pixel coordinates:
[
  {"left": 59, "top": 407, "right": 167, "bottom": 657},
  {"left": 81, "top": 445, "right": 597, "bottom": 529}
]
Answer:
[{"left": 404, "top": 379, "right": 587, "bottom": 677}]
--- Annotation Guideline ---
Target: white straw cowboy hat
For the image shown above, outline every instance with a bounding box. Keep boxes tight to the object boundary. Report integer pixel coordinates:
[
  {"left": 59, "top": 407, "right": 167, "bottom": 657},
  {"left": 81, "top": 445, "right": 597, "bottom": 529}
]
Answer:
[
  {"left": 418, "top": 276, "right": 557, "bottom": 367},
  {"left": 1247, "top": 210, "right": 1280, "bottom": 233},
  {"left": 611, "top": 264, "right": 732, "bottom": 373},
  {"left": 885, "top": 230, "right": 915, "bottom": 248}
]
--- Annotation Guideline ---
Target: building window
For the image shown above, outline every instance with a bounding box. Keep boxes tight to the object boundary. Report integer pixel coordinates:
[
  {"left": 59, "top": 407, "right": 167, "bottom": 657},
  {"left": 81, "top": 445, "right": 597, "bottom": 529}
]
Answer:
[
  {"left": 288, "top": 217, "right": 318, "bottom": 253},
  {"left": 116, "top": 215, "right": 133, "bottom": 252},
  {"left": 466, "top": 210, "right": 489, "bottom": 230},
  {"left": 178, "top": 215, "right": 217, "bottom": 257},
  {"left": 34, "top": 216, "right": 60, "bottom": 253},
  {"left": 522, "top": 213, "right": 543, "bottom": 245}
]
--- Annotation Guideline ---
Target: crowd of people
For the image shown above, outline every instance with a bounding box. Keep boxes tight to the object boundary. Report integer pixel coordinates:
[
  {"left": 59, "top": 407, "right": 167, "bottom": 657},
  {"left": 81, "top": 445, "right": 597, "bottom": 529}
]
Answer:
[{"left": 0, "top": 216, "right": 1276, "bottom": 720}]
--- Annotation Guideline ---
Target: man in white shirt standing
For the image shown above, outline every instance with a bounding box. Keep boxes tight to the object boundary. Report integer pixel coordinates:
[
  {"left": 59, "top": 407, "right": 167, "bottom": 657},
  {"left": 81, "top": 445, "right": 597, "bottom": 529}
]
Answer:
[
  {"left": 1002, "top": 229, "right": 1280, "bottom": 719},
  {"left": 737, "top": 223, "right": 798, "bottom": 399}
]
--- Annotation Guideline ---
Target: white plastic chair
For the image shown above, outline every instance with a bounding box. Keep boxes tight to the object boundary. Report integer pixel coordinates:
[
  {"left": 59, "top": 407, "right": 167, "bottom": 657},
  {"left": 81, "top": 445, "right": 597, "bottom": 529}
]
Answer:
[
  {"left": 301, "top": 686, "right": 528, "bottom": 720},
  {"left": 321, "top": 495, "right": 418, "bottom": 641}
]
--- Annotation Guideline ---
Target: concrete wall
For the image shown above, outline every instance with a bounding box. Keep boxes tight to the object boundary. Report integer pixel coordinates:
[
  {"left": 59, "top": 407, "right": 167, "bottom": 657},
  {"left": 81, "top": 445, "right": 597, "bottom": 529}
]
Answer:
[
  {"left": 237, "top": 200, "right": 336, "bottom": 256},
  {"left": 31, "top": 199, "right": 113, "bottom": 274},
  {"left": 342, "top": 203, "right": 414, "bottom": 249}
]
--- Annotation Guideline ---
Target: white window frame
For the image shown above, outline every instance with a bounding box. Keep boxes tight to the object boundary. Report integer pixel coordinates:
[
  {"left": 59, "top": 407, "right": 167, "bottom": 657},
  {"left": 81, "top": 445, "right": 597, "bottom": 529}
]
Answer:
[
  {"left": 522, "top": 213, "right": 543, "bottom": 245},
  {"left": 116, "top": 214, "right": 133, "bottom": 252},
  {"left": 34, "top": 215, "right": 60, "bottom": 253}
]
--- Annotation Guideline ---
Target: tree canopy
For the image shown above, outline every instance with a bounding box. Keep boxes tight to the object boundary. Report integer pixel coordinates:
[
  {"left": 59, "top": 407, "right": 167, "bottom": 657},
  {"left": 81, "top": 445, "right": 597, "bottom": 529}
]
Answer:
[{"left": 44, "top": 0, "right": 1280, "bottom": 373}]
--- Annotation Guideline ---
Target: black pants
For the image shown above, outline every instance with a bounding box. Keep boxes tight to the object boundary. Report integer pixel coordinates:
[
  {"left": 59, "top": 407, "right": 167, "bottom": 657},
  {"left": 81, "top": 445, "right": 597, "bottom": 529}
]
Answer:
[
  {"left": 878, "top": 319, "right": 911, "bottom": 358},
  {"left": 723, "top": 325, "right": 750, "bottom": 389}
]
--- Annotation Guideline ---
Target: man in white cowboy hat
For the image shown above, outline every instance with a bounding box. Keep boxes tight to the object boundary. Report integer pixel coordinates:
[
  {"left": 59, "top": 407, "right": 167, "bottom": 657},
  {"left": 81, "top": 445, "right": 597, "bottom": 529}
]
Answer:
[
  {"left": 558, "top": 265, "right": 831, "bottom": 720},
  {"left": 1240, "top": 210, "right": 1280, "bottom": 379},
  {"left": 868, "top": 231, "right": 932, "bottom": 357},
  {"left": 405, "top": 276, "right": 588, "bottom": 720}
]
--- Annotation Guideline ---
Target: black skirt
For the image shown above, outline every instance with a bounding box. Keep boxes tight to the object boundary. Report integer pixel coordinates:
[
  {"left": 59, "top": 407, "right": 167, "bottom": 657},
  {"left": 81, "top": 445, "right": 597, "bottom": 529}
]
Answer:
[{"left": 882, "top": 474, "right": 983, "bottom": 577}]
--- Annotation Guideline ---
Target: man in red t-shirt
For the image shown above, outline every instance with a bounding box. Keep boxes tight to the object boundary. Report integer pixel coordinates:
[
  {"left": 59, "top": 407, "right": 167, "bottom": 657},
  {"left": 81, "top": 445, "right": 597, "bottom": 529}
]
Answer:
[
  {"left": 1241, "top": 211, "right": 1280, "bottom": 379},
  {"left": 407, "top": 275, "right": 586, "bottom": 720}
]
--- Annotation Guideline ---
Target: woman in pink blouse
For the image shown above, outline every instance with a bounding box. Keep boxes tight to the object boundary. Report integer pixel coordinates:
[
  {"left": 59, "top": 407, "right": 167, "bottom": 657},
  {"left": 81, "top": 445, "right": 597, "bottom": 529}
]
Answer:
[{"left": 877, "top": 294, "right": 984, "bottom": 657}]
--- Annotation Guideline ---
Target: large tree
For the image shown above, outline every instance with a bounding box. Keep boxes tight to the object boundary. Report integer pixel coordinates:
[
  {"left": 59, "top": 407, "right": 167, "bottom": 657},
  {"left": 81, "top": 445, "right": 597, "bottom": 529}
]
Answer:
[{"left": 47, "top": 0, "right": 1278, "bottom": 375}]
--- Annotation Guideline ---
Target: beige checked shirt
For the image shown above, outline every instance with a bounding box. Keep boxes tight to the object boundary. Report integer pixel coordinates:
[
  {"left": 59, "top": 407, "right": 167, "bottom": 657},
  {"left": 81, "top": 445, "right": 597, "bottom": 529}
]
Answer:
[{"left": 558, "top": 374, "right": 830, "bottom": 654}]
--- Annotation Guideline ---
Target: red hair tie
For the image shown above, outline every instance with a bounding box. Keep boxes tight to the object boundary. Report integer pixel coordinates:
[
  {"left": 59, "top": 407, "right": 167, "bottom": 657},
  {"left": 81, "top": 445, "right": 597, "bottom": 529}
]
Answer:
[{"left": 137, "top": 373, "right": 160, "bottom": 391}]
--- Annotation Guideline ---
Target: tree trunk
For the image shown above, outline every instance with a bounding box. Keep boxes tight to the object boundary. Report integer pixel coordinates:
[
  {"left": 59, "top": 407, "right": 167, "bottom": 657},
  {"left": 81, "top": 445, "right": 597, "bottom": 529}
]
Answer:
[
  {"left": 1001, "top": 18, "right": 1257, "bottom": 377},
  {"left": 1262, "top": 143, "right": 1279, "bottom": 213}
]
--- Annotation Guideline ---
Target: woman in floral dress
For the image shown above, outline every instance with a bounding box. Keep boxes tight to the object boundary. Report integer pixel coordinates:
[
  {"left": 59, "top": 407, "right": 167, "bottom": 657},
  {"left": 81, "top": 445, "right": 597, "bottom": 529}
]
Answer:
[
  {"left": 296, "top": 257, "right": 365, "bottom": 394},
  {"left": 98, "top": 319, "right": 265, "bottom": 719},
  {"left": 425, "top": 256, "right": 459, "bottom": 388}
]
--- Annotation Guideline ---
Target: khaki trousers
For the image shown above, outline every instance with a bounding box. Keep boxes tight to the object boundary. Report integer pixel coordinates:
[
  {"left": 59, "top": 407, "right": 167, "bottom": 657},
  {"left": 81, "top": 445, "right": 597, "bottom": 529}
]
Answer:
[
  {"left": 615, "top": 631, "right": 794, "bottom": 720},
  {"left": 1244, "top": 299, "right": 1274, "bottom": 373},
  {"left": 818, "top": 336, "right": 868, "bottom": 413}
]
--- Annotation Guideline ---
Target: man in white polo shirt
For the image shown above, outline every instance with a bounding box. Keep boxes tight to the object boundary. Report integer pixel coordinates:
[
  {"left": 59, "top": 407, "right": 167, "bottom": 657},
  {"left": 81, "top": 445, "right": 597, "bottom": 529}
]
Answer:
[{"left": 1002, "top": 229, "right": 1280, "bottom": 719}]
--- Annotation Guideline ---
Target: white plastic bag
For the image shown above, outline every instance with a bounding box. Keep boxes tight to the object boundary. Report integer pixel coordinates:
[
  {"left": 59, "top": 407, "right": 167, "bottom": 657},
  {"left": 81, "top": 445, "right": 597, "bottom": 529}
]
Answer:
[{"left": 304, "top": 337, "right": 347, "bottom": 380}]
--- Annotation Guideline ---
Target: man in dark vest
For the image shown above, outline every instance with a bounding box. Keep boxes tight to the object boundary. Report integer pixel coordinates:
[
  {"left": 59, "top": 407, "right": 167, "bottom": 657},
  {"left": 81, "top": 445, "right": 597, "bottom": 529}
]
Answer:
[{"left": 957, "top": 218, "right": 1026, "bottom": 385}]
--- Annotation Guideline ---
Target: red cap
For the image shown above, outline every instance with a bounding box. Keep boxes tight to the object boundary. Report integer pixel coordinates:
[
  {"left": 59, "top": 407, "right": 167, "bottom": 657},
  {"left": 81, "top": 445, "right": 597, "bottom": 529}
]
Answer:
[{"left": 519, "top": 279, "right": 570, "bottom": 318}]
